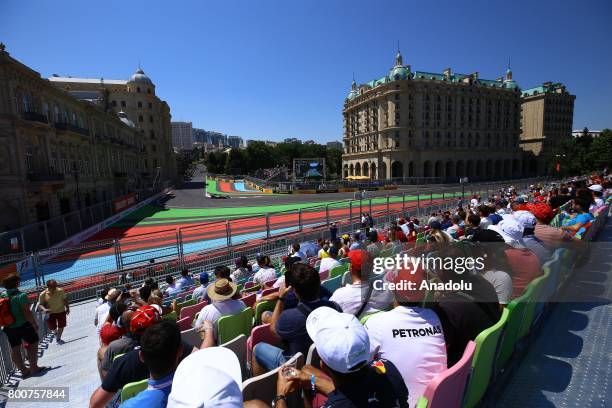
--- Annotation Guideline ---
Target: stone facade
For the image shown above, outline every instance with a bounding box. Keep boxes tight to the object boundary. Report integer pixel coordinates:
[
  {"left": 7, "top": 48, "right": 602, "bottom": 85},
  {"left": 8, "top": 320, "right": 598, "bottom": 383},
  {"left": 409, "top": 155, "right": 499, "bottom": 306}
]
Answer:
[
  {"left": 48, "top": 69, "right": 175, "bottom": 183},
  {"left": 520, "top": 82, "right": 575, "bottom": 174},
  {"left": 0, "top": 46, "right": 152, "bottom": 230},
  {"left": 342, "top": 51, "right": 524, "bottom": 181}
]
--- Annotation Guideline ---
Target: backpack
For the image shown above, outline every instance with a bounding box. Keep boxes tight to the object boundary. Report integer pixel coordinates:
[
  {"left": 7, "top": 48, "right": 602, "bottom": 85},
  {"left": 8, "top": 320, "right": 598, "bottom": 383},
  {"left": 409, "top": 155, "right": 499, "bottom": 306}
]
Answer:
[{"left": 0, "top": 294, "right": 15, "bottom": 327}]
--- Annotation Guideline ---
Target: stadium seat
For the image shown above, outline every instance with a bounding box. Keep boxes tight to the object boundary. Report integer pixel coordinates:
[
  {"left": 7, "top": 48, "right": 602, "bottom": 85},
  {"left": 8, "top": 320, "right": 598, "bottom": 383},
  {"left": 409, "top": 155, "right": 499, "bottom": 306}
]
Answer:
[
  {"left": 329, "top": 263, "right": 349, "bottom": 279},
  {"left": 415, "top": 341, "right": 475, "bottom": 408},
  {"left": 319, "top": 270, "right": 330, "bottom": 281},
  {"left": 321, "top": 275, "right": 342, "bottom": 293},
  {"left": 180, "top": 327, "right": 202, "bottom": 349},
  {"left": 263, "top": 278, "right": 277, "bottom": 288},
  {"left": 217, "top": 308, "right": 254, "bottom": 345},
  {"left": 241, "top": 292, "right": 257, "bottom": 308},
  {"left": 120, "top": 378, "right": 148, "bottom": 403},
  {"left": 179, "top": 300, "right": 207, "bottom": 321},
  {"left": 341, "top": 270, "right": 352, "bottom": 286},
  {"left": 162, "top": 311, "right": 177, "bottom": 321},
  {"left": 254, "top": 300, "right": 277, "bottom": 325},
  {"left": 244, "top": 281, "right": 258, "bottom": 290},
  {"left": 176, "top": 316, "right": 192, "bottom": 331},
  {"left": 464, "top": 308, "right": 509, "bottom": 408},
  {"left": 220, "top": 334, "right": 248, "bottom": 379},
  {"left": 246, "top": 323, "right": 280, "bottom": 367},
  {"left": 541, "top": 249, "right": 563, "bottom": 304},
  {"left": 175, "top": 299, "right": 195, "bottom": 316},
  {"left": 243, "top": 284, "right": 261, "bottom": 294},
  {"left": 242, "top": 353, "right": 304, "bottom": 403},
  {"left": 517, "top": 274, "right": 547, "bottom": 341},
  {"left": 261, "top": 287, "right": 279, "bottom": 297},
  {"left": 496, "top": 289, "right": 530, "bottom": 371}
]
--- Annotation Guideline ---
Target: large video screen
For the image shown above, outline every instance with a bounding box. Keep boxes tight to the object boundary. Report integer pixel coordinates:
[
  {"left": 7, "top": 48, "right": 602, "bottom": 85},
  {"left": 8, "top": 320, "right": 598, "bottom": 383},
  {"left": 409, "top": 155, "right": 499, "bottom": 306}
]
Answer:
[{"left": 293, "top": 158, "right": 326, "bottom": 180}]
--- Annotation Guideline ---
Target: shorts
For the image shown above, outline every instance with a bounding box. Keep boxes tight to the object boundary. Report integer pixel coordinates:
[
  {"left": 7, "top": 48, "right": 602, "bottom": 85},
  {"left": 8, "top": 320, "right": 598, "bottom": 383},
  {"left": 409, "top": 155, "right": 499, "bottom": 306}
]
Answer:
[
  {"left": 46, "top": 312, "right": 67, "bottom": 330},
  {"left": 3, "top": 322, "right": 40, "bottom": 348},
  {"left": 253, "top": 342, "right": 287, "bottom": 371}
]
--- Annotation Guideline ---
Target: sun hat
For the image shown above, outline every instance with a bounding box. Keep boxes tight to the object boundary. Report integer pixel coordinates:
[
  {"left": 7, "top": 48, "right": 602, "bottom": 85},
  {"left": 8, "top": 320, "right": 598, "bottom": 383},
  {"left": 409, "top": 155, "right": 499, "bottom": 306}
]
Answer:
[
  {"left": 105, "top": 288, "right": 121, "bottom": 302},
  {"left": 168, "top": 347, "right": 242, "bottom": 407},
  {"left": 306, "top": 307, "right": 370, "bottom": 374},
  {"left": 129, "top": 305, "right": 160, "bottom": 335},
  {"left": 207, "top": 279, "right": 238, "bottom": 302}
]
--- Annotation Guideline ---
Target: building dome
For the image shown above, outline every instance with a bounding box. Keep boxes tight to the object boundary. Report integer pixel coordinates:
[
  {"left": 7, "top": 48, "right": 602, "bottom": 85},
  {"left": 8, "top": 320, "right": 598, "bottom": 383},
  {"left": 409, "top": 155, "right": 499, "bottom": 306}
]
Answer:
[
  {"left": 504, "top": 79, "right": 518, "bottom": 89},
  {"left": 128, "top": 68, "right": 153, "bottom": 85},
  {"left": 117, "top": 110, "right": 135, "bottom": 127},
  {"left": 389, "top": 66, "right": 409, "bottom": 81},
  {"left": 346, "top": 79, "right": 358, "bottom": 100}
]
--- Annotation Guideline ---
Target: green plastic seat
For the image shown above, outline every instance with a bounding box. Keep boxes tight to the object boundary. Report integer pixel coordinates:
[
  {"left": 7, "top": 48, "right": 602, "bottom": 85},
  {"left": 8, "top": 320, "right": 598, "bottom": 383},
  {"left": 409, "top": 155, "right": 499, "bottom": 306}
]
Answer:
[
  {"left": 359, "top": 311, "right": 382, "bottom": 325},
  {"left": 416, "top": 396, "right": 429, "bottom": 408},
  {"left": 162, "top": 310, "right": 177, "bottom": 321},
  {"left": 120, "top": 378, "right": 148, "bottom": 402},
  {"left": 464, "top": 308, "right": 509, "bottom": 408},
  {"left": 329, "top": 263, "right": 349, "bottom": 279},
  {"left": 517, "top": 274, "right": 547, "bottom": 340},
  {"left": 496, "top": 289, "right": 530, "bottom": 370},
  {"left": 254, "top": 300, "right": 277, "bottom": 325},
  {"left": 321, "top": 275, "right": 342, "bottom": 293},
  {"left": 217, "top": 307, "right": 254, "bottom": 345},
  {"left": 175, "top": 299, "right": 195, "bottom": 316}
]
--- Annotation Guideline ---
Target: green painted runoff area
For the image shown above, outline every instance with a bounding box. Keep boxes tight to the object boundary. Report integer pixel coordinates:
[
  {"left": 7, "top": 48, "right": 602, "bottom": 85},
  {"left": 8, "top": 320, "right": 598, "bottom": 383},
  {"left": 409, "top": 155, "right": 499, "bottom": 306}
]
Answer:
[{"left": 113, "top": 188, "right": 467, "bottom": 227}]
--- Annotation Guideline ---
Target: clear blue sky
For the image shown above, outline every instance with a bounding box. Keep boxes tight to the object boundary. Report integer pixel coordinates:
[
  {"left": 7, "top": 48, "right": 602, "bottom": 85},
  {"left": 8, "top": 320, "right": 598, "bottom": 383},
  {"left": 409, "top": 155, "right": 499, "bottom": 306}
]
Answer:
[{"left": 2, "top": 0, "right": 611, "bottom": 142}]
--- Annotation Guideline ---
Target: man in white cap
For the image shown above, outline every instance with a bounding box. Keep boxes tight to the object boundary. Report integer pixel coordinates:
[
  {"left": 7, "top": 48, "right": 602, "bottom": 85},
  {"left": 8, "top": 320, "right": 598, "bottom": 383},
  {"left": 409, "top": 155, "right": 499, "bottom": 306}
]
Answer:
[
  {"left": 273, "top": 307, "right": 409, "bottom": 408},
  {"left": 513, "top": 210, "right": 551, "bottom": 264},
  {"left": 167, "top": 347, "right": 243, "bottom": 407}
]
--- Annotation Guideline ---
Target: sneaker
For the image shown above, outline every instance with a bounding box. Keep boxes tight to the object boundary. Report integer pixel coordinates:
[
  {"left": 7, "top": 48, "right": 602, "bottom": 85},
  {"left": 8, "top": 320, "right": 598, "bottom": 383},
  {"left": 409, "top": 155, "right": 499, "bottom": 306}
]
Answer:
[{"left": 56, "top": 339, "right": 65, "bottom": 345}]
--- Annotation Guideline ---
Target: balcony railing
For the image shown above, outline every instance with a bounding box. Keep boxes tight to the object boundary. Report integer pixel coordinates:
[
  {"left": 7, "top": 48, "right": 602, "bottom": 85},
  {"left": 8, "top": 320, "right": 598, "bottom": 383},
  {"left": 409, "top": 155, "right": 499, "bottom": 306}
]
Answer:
[
  {"left": 27, "top": 173, "right": 65, "bottom": 183},
  {"left": 54, "top": 122, "right": 90, "bottom": 136},
  {"left": 22, "top": 111, "right": 48, "bottom": 124}
]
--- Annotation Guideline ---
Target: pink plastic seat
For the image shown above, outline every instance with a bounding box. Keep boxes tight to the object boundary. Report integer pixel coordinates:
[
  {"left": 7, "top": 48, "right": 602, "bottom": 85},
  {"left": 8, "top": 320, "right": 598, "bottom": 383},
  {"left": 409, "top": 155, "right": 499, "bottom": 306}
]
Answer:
[
  {"left": 179, "top": 300, "right": 207, "bottom": 321},
  {"left": 420, "top": 340, "right": 476, "bottom": 408},
  {"left": 176, "top": 316, "right": 192, "bottom": 331},
  {"left": 244, "top": 281, "right": 257, "bottom": 289},
  {"left": 246, "top": 323, "right": 280, "bottom": 364},
  {"left": 241, "top": 292, "right": 257, "bottom": 308},
  {"left": 261, "top": 287, "right": 279, "bottom": 297},
  {"left": 263, "top": 278, "right": 277, "bottom": 288},
  {"left": 319, "top": 270, "right": 329, "bottom": 281}
]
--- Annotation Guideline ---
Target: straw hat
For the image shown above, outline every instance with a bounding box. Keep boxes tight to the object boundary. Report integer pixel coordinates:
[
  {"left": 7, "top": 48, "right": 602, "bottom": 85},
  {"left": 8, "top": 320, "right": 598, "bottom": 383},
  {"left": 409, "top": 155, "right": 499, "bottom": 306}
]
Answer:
[{"left": 207, "top": 279, "right": 238, "bottom": 302}]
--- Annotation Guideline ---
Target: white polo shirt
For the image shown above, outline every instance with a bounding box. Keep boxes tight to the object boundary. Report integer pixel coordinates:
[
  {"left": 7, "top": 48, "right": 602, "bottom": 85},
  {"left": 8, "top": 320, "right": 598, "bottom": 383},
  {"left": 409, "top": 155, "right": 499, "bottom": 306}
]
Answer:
[
  {"left": 329, "top": 280, "right": 392, "bottom": 317},
  {"left": 365, "top": 306, "right": 447, "bottom": 408}
]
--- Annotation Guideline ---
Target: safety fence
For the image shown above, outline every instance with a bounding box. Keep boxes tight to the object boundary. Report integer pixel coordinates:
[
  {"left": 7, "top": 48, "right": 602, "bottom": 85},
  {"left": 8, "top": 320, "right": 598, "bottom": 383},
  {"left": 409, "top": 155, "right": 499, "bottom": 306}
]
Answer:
[
  {"left": 0, "top": 183, "right": 170, "bottom": 254},
  {"left": 1, "top": 178, "right": 562, "bottom": 304}
]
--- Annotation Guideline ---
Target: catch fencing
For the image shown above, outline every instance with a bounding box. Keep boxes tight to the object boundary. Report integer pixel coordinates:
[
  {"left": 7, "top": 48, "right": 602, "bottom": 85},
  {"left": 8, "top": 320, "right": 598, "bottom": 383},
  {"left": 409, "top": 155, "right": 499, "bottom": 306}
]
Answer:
[{"left": 1, "top": 177, "right": 558, "bottom": 303}]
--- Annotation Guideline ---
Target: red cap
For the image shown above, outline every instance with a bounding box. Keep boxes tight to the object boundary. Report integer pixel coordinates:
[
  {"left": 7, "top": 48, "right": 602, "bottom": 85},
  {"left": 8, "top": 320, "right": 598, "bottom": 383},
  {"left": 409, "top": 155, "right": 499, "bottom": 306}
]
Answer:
[
  {"left": 526, "top": 202, "right": 554, "bottom": 224},
  {"left": 130, "top": 305, "right": 160, "bottom": 335},
  {"left": 100, "top": 324, "right": 126, "bottom": 345},
  {"left": 348, "top": 249, "right": 368, "bottom": 274}
]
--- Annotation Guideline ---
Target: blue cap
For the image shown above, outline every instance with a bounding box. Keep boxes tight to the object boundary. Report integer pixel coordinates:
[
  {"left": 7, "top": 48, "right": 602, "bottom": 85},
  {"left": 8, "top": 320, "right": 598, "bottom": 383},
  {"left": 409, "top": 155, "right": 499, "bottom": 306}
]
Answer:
[{"left": 199, "top": 272, "right": 209, "bottom": 285}]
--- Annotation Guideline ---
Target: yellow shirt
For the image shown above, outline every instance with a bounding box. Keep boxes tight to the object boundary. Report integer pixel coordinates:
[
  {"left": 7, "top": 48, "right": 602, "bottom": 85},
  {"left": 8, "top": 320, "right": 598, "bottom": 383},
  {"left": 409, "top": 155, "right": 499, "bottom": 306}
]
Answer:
[
  {"left": 318, "top": 249, "right": 330, "bottom": 259},
  {"left": 38, "top": 288, "right": 67, "bottom": 313}
]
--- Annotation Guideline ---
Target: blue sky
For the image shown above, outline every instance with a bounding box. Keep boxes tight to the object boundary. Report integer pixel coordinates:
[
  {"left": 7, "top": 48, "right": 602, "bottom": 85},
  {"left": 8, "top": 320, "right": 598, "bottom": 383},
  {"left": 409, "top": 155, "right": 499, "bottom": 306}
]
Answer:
[{"left": 2, "top": 0, "right": 611, "bottom": 143}]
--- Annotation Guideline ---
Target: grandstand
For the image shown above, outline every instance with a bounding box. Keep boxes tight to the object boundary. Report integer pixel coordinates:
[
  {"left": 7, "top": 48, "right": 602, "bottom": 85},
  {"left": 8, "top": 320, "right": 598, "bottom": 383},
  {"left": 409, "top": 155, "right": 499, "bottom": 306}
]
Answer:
[{"left": 0, "top": 176, "right": 610, "bottom": 407}]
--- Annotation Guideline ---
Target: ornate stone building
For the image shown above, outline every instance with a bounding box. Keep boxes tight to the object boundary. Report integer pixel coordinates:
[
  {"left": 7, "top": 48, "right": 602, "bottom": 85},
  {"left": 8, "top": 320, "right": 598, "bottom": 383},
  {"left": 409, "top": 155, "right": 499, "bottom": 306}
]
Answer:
[
  {"left": 342, "top": 51, "right": 523, "bottom": 181},
  {"left": 48, "top": 68, "right": 175, "bottom": 183},
  {"left": 520, "top": 82, "right": 575, "bottom": 174},
  {"left": 0, "top": 45, "right": 150, "bottom": 230}
]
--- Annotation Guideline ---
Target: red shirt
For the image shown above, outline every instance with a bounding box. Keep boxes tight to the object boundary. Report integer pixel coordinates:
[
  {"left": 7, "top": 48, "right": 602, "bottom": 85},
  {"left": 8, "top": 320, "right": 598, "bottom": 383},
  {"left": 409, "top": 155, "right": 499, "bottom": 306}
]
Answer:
[{"left": 505, "top": 248, "right": 542, "bottom": 298}]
